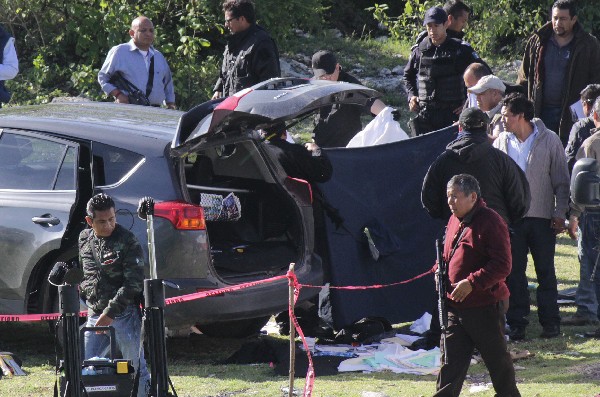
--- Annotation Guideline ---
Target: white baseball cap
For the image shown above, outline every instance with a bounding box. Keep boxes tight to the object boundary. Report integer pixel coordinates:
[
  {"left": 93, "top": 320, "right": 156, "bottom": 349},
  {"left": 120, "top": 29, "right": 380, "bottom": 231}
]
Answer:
[{"left": 469, "top": 75, "right": 506, "bottom": 94}]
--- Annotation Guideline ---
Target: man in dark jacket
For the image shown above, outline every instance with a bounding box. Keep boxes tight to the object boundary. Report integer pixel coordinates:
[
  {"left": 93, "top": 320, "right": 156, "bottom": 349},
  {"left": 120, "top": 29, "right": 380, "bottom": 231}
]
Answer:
[
  {"left": 403, "top": 6, "right": 485, "bottom": 136},
  {"left": 310, "top": 50, "right": 386, "bottom": 148},
  {"left": 212, "top": 0, "right": 280, "bottom": 99},
  {"left": 433, "top": 174, "right": 520, "bottom": 397},
  {"left": 565, "top": 84, "right": 600, "bottom": 174},
  {"left": 518, "top": 0, "right": 600, "bottom": 146},
  {"left": 263, "top": 123, "right": 332, "bottom": 184},
  {"left": 414, "top": 1, "right": 471, "bottom": 45},
  {"left": 422, "top": 107, "right": 530, "bottom": 226}
]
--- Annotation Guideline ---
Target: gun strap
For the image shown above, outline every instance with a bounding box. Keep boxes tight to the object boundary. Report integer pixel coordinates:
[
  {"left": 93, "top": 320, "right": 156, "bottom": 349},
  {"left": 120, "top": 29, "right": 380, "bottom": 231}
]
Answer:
[
  {"left": 447, "top": 225, "right": 468, "bottom": 264},
  {"left": 145, "top": 56, "right": 154, "bottom": 98}
]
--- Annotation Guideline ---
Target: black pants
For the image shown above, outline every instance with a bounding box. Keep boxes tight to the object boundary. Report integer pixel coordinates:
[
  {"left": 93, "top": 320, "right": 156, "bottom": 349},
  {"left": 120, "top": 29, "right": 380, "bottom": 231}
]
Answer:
[
  {"left": 506, "top": 218, "right": 560, "bottom": 329},
  {"left": 434, "top": 303, "right": 520, "bottom": 397},
  {"left": 410, "top": 104, "right": 459, "bottom": 136}
]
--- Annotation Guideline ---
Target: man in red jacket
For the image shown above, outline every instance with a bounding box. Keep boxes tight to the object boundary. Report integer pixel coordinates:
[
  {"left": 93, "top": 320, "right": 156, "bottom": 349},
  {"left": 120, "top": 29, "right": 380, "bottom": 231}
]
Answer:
[{"left": 433, "top": 174, "right": 520, "bottom": 397}]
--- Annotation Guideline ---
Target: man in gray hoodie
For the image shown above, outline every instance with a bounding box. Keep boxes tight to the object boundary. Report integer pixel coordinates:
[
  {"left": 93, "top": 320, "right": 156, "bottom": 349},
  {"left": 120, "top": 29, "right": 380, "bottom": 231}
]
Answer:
[{"left": 493, "top": 93, "right": 570, "bottom": 340}]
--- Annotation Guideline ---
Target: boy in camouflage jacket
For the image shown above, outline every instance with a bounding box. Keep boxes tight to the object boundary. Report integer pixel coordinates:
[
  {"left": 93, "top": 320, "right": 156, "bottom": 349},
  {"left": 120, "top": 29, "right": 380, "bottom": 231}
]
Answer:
[{"left": 79, "top": 193, "right": 150, "bottom": 397}]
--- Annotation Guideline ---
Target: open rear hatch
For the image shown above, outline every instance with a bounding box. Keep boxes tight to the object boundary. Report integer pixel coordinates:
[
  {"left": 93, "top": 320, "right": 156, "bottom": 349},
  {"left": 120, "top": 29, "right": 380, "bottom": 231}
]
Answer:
[{"left": 170, "top": 78, "right": 381, "bottom": 281}]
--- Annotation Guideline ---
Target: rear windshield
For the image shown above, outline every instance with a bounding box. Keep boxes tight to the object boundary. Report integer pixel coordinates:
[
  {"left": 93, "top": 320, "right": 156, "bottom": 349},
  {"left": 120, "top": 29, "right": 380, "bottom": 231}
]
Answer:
[{"left": 92, "top": 142, "right": 143, "bottom": 186}]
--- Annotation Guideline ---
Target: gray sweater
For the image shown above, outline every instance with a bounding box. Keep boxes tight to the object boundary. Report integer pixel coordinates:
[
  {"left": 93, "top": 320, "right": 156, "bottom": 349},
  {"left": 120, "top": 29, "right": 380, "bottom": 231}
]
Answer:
[{"left": 493, "top": 119, "right": 570, "bottom": 220}]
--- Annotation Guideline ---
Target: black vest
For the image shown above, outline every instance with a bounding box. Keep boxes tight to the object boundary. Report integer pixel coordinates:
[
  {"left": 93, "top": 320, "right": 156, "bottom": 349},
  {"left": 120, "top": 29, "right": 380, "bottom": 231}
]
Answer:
[{"left": 416, "top": 38, "right": 466, "bottom": 105}]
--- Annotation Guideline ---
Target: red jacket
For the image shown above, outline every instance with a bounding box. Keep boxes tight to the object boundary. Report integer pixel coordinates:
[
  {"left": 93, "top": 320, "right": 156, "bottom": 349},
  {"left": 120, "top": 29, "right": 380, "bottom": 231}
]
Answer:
[{"left": 433, "top": 199, "right": 511, "bottom": 308}]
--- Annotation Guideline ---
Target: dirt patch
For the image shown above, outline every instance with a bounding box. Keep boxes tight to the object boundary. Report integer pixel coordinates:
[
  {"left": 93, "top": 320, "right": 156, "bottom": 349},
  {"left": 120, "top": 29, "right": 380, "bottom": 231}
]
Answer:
[{"left": 570, "top": 362, "right": 600, "bottom": 380}]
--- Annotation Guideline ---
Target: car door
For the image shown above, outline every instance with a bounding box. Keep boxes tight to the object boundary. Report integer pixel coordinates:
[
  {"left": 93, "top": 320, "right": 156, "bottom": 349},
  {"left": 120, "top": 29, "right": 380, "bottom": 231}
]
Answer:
[
  {"left": 0, "top": 129, "right": 82, "bottom": 313},
  {"left": 171, "top": 77, "right": 381, "bottom": 156}
]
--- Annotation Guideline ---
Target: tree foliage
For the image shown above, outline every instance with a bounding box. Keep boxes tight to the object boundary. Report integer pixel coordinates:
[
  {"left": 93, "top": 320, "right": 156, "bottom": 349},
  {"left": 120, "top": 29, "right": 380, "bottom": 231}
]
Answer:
[
  {"left": 5, "top": 0, "right": 599, "bottom": 110},
  {"left": 0, "top": 0, "right": 323, "bottom": 110},
  {"left": 371, "top": 0, "right": 600, "bottom": 57}
]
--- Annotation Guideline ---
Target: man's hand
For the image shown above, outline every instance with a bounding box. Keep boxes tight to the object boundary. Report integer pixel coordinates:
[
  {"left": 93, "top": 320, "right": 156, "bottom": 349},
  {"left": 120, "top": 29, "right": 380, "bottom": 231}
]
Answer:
[
  {"left": 567, "top": 215, "right": 579, "bottom": 240},
  {"left": 211, "top": 91, "right": 222, "bottom": 100},
  {"left": 408, "top": 96, "right": 420, "bottom": 112},
  {"left": 450, "top": 279, "right": 473, "bottom": 303},
  {"left": 95, "top": 313, "right": 114, "bottom": 329},
  {"left": 551, "top": 217, "right": 566, "bottom": 235},
  {"left": 115, "top": 93, "right": 129, "bottom": 104},
  {"left": 305, "top": 142, "right": 323, "bottom": 157}
]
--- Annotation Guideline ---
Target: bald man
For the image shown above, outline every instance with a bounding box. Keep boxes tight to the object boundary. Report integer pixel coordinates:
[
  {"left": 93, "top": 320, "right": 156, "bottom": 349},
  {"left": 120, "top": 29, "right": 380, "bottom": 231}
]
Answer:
[
  {"left": 98, "top": 16, "right": 175, "bottom": 109},
  {"left": 463, "top": 63, "right": 492, "bottom": 108}
]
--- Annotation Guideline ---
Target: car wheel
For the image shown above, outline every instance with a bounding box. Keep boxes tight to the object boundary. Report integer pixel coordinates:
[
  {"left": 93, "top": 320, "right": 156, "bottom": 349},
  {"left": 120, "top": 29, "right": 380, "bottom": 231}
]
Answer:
[{"left": 195, "top": 316, "right": 271, "bottom": 338}]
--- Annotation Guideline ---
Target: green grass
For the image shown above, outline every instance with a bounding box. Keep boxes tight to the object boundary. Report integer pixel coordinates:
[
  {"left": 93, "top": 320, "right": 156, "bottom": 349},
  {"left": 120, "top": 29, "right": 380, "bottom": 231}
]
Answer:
[
  {"left": 1, "top": 236, "right": 599, "bottom": 396},
  {"left": 280, "top": 31, "right": 411, "bottom": 79}
]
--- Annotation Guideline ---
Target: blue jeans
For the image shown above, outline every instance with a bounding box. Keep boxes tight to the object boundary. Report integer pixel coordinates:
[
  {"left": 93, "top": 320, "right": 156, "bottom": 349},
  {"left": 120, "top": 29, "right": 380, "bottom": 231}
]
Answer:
[
  {"left": 506, "top": 218, "right": 561, "bottom": 329},
  {"left": 84, "top": 306, "right": 150, "bottom": 397},
  {"left": 576, "top": 211, "right": 600, "bottom": 318}
]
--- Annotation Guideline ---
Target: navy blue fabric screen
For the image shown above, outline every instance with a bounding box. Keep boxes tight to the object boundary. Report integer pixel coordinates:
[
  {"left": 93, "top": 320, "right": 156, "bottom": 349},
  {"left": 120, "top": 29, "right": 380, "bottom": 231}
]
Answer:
[{"left": 319, "top": 126, "right": 456, "bottom": 329}]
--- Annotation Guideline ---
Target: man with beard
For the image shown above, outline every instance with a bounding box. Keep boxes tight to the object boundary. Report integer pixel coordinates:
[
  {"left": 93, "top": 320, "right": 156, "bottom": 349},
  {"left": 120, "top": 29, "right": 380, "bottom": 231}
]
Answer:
[{"left": 518, "top": 0, "right": 600, "bottom": 146}]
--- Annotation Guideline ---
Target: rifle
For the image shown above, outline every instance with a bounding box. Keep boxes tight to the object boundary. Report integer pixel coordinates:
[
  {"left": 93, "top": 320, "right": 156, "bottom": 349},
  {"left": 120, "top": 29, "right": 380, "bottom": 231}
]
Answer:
[
  {"left": 436, "top": 238, "right": 449, "bottom": 365},
  {"left": 109, "top": 72, "right": 151, "bottom": 106}
]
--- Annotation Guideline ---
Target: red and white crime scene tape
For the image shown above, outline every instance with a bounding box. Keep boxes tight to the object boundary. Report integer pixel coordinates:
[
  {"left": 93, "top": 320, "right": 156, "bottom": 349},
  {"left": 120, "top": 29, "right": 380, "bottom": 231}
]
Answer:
[{"left": 0, "top": 268, "right": 433, "bottom": 396}]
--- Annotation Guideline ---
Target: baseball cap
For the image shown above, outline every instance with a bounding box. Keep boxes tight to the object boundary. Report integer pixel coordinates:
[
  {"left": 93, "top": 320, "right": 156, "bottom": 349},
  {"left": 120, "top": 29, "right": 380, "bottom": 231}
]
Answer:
[
  {"left": 312, "top": 50, "right": 337, "bottom": 78},
  {"left": 423, "top": 7, "right": 447, "bottom": 26},
  {"left": 459, "top": 107, "right": 490, "bottom": 131},
  {"left": 468, "top": 75, "right": 506, "bottom": 94}
]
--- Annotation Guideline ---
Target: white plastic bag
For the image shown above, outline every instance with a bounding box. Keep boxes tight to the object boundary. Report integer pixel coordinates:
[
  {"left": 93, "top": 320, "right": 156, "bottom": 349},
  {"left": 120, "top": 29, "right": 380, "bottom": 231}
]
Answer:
[{"left": 346, "top": 106, "right": 409, "bottom": 148}]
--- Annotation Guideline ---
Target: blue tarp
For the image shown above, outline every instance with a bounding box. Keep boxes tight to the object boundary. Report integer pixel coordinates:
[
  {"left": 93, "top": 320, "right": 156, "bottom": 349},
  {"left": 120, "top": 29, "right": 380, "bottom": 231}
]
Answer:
[{"left": 319, "top": 126, "right": 456, "bottom": 329}]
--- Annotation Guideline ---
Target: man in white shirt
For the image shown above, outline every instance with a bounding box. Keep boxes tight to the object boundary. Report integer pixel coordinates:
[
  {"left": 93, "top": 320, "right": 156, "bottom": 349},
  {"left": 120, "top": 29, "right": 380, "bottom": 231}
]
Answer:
[
  {"left": 493, "top": 93, "right": 570, "bottom": 340},
  {"left": 0, "top": 24, "right": 19, "bottom": 107}
]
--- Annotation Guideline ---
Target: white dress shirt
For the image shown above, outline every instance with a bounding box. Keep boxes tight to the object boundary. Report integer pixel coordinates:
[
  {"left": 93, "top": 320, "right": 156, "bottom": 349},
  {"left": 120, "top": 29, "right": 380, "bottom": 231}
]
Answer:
[{"left": 0, "top": 37, "right": 19, "bottom": 80}]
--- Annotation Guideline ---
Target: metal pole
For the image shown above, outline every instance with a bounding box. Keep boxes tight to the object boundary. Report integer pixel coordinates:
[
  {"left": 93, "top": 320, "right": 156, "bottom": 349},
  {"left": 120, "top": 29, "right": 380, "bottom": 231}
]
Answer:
[
  {"left": 147, "top": 213, "right": 157, "bottom": 280},
  {"left": 139, "top": 196, "right": 171, "bottom": 397},
  {"left": 59, "top": 284, "right": 82, "bottom": 397},
  {"left": 288, "top": 263, "right": 296, "bottom": 397},
  {"left": 144, "top": 280, "right": 168, "bottom": 397}
]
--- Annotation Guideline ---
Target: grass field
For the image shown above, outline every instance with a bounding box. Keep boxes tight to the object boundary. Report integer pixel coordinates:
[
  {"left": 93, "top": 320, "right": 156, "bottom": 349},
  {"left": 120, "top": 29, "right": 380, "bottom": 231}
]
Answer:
[{"left": 1, "top": 236, "right": 599, "bottom": 396}]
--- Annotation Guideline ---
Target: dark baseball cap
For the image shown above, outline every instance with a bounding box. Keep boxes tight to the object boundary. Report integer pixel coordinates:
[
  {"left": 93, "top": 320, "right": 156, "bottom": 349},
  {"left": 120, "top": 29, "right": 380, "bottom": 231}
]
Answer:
[
  {"left": 423, "top": 7, "right": 447, "bottom": 26},
  {"left": 312, "top": 50, "right": 337, "bottom": 78},
  {"left": 459, "top": 107, "right": 490, "bottom": 131}
]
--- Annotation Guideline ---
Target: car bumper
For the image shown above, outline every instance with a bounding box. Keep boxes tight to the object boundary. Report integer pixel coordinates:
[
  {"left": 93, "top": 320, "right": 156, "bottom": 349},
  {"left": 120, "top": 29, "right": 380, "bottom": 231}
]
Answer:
[{"left": 162, "top": 254, "right": 323, "bottom": 328}]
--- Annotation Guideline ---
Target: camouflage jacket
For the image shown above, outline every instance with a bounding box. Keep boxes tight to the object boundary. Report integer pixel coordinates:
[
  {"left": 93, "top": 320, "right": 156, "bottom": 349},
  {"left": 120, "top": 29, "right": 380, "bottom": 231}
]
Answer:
[{"left": 79, "top": 224, "right": 145, "bottom": 318}]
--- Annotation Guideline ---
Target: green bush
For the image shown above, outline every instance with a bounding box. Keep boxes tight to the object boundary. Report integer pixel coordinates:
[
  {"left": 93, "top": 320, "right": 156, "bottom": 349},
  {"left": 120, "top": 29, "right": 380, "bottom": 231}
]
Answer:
[
  {"left": 1, "top": 0, "right": 226, "bottom": 109},
  {"left": 1, "top": 0, "right": 329, "bottom": 109},
  {"left": 370, "top": 0, "right": 600, "bottom": 58}
]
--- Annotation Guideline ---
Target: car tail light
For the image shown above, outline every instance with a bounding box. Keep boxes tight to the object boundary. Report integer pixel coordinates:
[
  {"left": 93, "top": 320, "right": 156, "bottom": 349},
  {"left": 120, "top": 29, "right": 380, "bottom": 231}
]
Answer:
[
  {"left": 154, "top": 201, "right": 206, "bottom": 230},
  {"left": 216, "top": 87, "right": 252, "bottom": 111},
  {"left": 285, "top": 177, "right": 313, "bottom": 204}
]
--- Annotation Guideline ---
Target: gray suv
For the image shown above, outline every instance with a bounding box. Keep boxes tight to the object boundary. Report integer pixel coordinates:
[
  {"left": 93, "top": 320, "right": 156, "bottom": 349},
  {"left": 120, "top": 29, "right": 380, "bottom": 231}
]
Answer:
[{"left": 0, "top": 78, "right": 379, "bottom": 336}]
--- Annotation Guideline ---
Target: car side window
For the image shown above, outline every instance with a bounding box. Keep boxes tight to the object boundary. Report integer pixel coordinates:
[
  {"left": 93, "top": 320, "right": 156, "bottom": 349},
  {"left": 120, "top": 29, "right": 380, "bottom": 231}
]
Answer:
[
  {"left": 92, "top": 143, "right": 144, "bottom": 186},
  {"left": 0, "top": 132, "right": 75, "bottom": 190}
]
